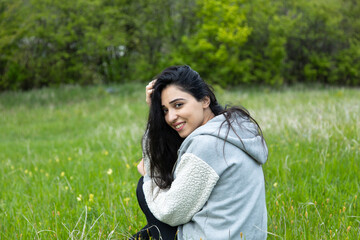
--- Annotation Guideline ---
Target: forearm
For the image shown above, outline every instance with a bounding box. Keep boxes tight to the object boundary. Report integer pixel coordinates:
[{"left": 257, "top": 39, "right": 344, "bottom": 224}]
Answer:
[{"left": 143, "top": 153, "right": 219, "bottom": 226}]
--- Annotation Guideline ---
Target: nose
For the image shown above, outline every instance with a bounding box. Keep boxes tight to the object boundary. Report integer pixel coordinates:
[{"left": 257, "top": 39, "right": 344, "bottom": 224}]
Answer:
[{"left": 167, "top": 108, "right": 178, "bottom": 123}]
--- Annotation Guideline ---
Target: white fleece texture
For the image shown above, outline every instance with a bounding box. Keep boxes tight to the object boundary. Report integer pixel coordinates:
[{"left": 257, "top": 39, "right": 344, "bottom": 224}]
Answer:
[{"left": 143, "top": 153, "right": 219, "bottom": 227}]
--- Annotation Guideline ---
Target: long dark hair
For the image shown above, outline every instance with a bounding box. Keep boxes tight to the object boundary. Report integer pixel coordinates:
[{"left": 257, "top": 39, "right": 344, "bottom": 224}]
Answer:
[{"left": 145, "top": 65, "right": 264, "bottom": 189}]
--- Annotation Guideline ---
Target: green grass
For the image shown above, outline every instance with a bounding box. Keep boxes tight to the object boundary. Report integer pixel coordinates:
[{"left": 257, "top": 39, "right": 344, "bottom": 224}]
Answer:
[{"left": 0, "top": 84, "right": 359, "bottom": 239}]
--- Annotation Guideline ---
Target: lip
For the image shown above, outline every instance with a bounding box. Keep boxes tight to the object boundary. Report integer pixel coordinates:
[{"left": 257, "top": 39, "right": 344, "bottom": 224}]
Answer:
[{"left": 173, "top": 122, "right": 186, "bottom": 132}]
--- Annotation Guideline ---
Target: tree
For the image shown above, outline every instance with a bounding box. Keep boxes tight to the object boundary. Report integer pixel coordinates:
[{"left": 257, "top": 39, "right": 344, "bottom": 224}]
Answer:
[{"left": 172, "top": 0, "right": 252, "bottom": 86}]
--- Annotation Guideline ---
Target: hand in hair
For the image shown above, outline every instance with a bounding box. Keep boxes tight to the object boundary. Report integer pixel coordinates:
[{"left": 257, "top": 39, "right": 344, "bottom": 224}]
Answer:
[
  {"left": 145, "top": 79, "right": 156, "bottom": 106},
  {"left": 137, "top": 158, "right": 146, "bottom": 176}
]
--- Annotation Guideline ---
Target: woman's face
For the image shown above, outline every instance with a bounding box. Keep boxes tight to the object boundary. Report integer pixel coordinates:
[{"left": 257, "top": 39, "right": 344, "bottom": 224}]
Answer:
[{"left": 161, "top": 85, "right": 212, "bottom": 138}]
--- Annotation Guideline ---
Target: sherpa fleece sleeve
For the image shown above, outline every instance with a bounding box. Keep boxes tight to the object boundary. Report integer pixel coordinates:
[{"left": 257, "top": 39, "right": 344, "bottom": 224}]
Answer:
[{"left": 142, "top": 149, "right": 220, "bottom": 226}]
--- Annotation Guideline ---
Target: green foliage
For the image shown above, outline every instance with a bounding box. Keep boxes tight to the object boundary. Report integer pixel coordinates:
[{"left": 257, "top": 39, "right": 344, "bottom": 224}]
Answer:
[
  {"left": 0, "top": 0, "right": 127, "bottom": 90},
  {"left": 171, "top": 0, "right": 360, "bottom": 86},
  {"left": 0, "top": 0, "right": 360, "bottom": 90},
  {"left": 331, "top": 41, "right": 360, "bottom": 85},
  {"left": 172, "top": 0, "right": 252, "bottom": 86}
]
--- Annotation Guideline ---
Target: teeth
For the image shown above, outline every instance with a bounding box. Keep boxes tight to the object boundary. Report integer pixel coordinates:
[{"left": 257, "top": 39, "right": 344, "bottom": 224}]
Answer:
[{"left": 175, "top": 123, "right": 184, "bottom": 129}]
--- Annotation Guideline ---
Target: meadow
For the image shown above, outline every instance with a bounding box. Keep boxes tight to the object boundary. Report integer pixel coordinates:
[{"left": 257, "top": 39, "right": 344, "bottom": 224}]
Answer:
[{"left": 0, "top": 84, "right": 359, "bottom": 239}]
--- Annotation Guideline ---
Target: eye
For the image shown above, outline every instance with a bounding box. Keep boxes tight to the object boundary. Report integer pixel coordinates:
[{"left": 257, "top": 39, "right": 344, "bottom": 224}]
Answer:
[
  {"left": 175, "top": 103, "right": 183, "bottom": 108},
  {"left": 163, "top": 108, "right": 168, "bottom": 114}
]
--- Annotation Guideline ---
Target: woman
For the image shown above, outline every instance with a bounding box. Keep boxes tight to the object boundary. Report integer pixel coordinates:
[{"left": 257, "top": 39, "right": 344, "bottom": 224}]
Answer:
[{"left": 133, "top": 65, "right": 268, "bottom": 240}]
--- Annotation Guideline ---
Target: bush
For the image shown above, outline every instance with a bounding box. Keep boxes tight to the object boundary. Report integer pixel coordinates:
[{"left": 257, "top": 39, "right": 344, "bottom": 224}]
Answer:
[{"left": 0, "top": 0, "right": 359, "bottom": 91}]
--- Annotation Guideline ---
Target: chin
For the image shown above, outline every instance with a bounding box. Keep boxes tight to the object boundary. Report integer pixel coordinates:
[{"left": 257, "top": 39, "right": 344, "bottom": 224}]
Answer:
[
  {"left": 178, "top": 133, "right": 185, "bottom": 138},
  {"left": 178, "top": 132, "right": 188, "bottom": 138}
]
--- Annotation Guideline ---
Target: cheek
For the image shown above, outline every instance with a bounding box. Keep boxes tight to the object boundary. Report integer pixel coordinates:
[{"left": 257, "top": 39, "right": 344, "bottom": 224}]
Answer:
[
  {"left": 193, "top": 111, "right": 205, "bottom": 125},
  {"left": 164, "top": 115, "right": 169, "bottom": 125}
]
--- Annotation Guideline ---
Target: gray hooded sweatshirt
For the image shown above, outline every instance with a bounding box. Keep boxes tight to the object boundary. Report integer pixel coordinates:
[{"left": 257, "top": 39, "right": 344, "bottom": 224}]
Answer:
[{"left": 143, "top": 114, "right": 268, "bottom": 240}]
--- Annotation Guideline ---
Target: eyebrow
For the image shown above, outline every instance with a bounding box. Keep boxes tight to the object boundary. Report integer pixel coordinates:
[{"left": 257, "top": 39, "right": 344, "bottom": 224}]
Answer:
[
  {"left": 162, "top": 98, "right": 186, "bottom": 107},
  {"left": 169, "top": 98, "right": 186, "bottom": 104}
]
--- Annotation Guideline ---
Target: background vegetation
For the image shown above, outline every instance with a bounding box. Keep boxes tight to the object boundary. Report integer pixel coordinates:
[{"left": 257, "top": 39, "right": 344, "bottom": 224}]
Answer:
[
  {"left": 0, "top": 84, "right": 359, "bottom": 239},
  {"left": 1, "top": 0, "right": 360, "bottom": 91}
]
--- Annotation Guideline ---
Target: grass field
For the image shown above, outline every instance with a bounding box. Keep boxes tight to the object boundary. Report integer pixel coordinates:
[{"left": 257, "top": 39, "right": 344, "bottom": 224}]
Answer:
[{"left": 0, "top": 83, "right": 359, "bottom": 239}]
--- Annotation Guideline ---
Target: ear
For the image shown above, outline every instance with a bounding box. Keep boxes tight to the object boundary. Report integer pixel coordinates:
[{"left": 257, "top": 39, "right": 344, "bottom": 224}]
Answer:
[{"left": 201, "top": 96, "right": 211, "bottom": 108}]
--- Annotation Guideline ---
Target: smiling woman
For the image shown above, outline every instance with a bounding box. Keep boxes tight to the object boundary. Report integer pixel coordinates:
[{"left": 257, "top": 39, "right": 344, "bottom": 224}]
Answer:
[
  {"left": 161, "top": 85, "right": 214, "bottom": 138},
  {"left": 131, "top": 65, "right": 268, "bottom": 240}
]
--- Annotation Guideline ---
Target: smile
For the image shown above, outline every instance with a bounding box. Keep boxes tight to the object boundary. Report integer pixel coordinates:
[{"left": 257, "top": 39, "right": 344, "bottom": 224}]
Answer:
[{"left": 174, "top": 122, "right": 185, "bottom": 131}]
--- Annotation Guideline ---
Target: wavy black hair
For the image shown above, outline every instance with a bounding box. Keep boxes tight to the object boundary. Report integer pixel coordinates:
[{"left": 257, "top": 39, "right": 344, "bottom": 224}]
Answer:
[{"left": 144, "top": 65, "right": 264, "bottom": 189}]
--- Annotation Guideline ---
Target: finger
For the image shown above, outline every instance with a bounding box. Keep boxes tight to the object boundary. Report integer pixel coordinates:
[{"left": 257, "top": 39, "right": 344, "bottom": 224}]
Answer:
[
  {"left": 147, "top": 80, "right": 155, "bottom": 85},
  {"left": 146, "top": 82, "right": 155, "bottom": 89},
  {"left": 148, "top": 79, "right": 156, "bottom": 86},
  {"left": 146, "top": 79, "right": 156, "bottom": 89}
]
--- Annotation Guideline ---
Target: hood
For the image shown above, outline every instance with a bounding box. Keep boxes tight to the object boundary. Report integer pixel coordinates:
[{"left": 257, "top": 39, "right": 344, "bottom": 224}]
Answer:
[{"left": 180, "top": 114, "right": 268, "bottom": 165}]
